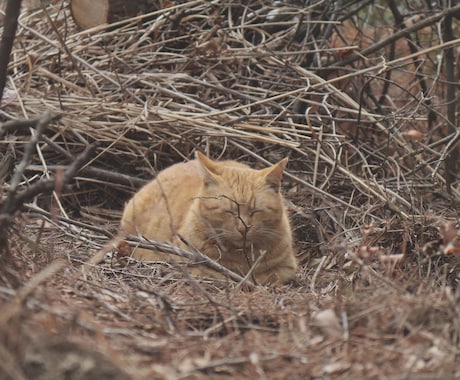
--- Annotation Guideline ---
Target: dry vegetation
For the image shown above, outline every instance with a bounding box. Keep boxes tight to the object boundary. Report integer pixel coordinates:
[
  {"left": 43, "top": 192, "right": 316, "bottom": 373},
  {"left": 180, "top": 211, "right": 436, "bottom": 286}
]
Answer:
[{"left": 1, "top": 1, "right": 460, "bottom": 379}]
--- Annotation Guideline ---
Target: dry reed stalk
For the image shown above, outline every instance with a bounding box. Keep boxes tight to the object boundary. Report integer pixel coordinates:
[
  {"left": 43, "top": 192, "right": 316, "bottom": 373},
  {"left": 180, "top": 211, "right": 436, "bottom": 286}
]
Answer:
[
  {"left": 0, "top": 0, "right": 456, "bottom": 266},
  {"left": 1, "top": 3, "right": 460, "bottom": 377}
]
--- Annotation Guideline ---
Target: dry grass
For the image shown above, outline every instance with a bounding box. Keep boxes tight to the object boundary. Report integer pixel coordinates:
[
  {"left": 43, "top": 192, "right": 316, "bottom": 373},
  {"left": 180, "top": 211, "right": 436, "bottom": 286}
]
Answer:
[{"left": 1, "top": 1, "right": 460, "bottom": 379}]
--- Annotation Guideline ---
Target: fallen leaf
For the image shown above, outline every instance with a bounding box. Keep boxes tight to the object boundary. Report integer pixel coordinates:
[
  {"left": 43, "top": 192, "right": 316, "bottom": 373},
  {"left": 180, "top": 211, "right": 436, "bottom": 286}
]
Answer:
[
  {"left": 322, "top": 360, "right": 351, "bottom": 375},
  {"left": 439, "top": 222, "right": 458, "bottom": 245},
  {"left": 439, "top": 222, "right": 460, "bottom": 256},
  {"left": 311, "top": 309, "right": 342, "bottom": 338},
  {"left": 402, "top": 129, "right": 422, "bottom": 141},
  {"left": 117, "top": 241, "right": 132, "bottom": 258}
]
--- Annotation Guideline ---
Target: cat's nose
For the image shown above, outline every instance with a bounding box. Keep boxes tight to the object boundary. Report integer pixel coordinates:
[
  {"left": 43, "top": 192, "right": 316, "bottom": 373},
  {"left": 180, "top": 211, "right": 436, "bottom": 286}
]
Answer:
[{"left": 237, "top": 221, "right": 250, "bottom": 235}]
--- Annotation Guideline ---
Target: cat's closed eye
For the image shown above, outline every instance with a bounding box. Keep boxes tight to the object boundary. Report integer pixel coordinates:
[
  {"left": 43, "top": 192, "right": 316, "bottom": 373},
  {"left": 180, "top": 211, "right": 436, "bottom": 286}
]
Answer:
[{"left": 223, "top": 208, "right": 263, "bottom": 217}]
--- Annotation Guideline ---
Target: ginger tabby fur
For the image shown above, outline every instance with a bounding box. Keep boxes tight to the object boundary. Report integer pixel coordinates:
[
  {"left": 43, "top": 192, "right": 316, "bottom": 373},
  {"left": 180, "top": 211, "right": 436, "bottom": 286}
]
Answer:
[{"left": 120, "top": 152, "right": 297, "bottom": 285}]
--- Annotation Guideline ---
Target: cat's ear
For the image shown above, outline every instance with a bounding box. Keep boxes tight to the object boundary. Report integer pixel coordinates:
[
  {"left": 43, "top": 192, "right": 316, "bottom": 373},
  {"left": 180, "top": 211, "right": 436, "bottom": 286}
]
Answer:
[
  {"left": 195, "top": 151, "right": 221, "bottom": 185},
  {"left": 261, "top": 157, "right": 288, "bottom": 190}
]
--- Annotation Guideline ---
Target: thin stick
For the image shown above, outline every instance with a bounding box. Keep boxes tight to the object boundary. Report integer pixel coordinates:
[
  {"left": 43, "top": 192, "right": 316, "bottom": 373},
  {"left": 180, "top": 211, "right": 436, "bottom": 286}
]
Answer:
[
  {"left": 324, "top": 4, "right": 460, "bottom": 69},
  {"left": 11, "top": 143, "right": 98, "bottom": 211},
  {"left": 5, "top": 112, "right": 59, "bottom": 194},
  {"left": 0, "top": 0, "right": 22, "bottom": 106},
  {"left": 0, "top": 259, "right": 66, "bottom": 327},
  {"left": 129, "top": 237, "right": 256, "bottom": 289},
  {"left": 235, "top": 250, "right": 268, "bottom": 290},
  {"left": 26, "top": 164, "right": 147, "bottom": 188},
  {"left": 1, "top": 143, "right": 97, "bottom": 224},
  {"left": 0, "top": 116, "right": 56, "bottom": 138},
  {"left": 0, "top": 112, "right": 60, "bottom": 236}
]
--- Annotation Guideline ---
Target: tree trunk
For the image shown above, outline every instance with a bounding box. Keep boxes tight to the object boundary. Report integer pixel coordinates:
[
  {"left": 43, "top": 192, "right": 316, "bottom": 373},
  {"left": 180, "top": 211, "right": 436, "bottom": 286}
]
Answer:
[{"left": 70, "top": 0, "right": 161, "bottom": 30}]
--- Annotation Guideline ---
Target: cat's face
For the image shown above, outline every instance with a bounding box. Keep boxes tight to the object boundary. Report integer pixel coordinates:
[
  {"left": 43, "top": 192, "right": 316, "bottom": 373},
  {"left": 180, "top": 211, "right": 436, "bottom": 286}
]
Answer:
[{"left": 194, "top": 153, "right": 287, "bottom": 249}]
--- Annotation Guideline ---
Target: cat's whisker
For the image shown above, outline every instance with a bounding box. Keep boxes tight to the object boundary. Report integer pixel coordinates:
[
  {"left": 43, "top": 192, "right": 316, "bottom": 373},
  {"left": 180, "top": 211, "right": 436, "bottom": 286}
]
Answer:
[{"left": 254, "top": 227, "right": 283, "bottom": 239}]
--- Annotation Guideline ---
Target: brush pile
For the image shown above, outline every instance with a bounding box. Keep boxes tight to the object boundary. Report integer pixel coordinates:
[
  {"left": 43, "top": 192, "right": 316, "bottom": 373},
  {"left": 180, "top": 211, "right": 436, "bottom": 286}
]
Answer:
[{"left": 1, "top": 1, "right": 459, "bottom": 379}]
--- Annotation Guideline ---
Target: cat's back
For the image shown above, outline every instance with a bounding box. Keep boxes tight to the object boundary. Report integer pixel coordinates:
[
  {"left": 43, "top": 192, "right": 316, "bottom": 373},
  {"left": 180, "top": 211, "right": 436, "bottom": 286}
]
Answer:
[
  {"left": 156, "top": 159, "right": 202, "bottom": 189},
  {"left": 121, "top": 159, "right": 203, "bottom": 238}
]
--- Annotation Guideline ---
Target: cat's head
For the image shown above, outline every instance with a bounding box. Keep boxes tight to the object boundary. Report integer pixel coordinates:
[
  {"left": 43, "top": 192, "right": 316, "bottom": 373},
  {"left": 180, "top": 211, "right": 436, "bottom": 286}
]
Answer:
[{"left": 194, "top": 152, "right": 288, "bottom": 248}]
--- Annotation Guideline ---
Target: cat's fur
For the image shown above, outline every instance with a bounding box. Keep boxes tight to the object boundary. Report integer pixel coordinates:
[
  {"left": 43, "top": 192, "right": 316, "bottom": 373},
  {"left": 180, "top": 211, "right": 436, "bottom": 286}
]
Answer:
[{"left": 120, "top": 152, "right": 297, "bottom": 285}]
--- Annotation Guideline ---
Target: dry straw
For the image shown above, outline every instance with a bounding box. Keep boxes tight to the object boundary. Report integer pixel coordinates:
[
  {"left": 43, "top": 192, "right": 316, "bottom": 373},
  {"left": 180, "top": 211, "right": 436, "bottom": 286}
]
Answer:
[{"left": 1, "top": 1, "right": 460, "bottom": 378}]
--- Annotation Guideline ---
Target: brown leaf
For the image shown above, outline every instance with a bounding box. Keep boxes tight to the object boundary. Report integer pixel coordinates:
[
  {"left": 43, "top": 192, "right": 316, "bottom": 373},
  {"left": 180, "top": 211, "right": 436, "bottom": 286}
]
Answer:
[
  {"left": 439, "top": 222, "right": 460, "bottom": 256},
  {"left": 439, "top": 222, "right": 458, "bottom": 246},
  {"left": 117, "top": 241, "right": 132, "bottom": 258},
  {"left": 311, "top": 309, "right": 342, "bottom": 338},
  {"left": 401, "top": 129, "right": 422, "bottom": 142}
]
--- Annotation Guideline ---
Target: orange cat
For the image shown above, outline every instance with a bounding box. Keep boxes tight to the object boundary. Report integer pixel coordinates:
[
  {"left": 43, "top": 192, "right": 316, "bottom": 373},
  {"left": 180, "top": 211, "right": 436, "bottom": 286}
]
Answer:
[{"left": 120, "top": 152, "right": 297, "bottom": 285}]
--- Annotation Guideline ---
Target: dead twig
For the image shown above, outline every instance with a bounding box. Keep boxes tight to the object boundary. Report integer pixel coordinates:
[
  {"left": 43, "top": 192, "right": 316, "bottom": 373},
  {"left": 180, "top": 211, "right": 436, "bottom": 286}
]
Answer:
[
  {"left": 3, "top": 112, "right": 60, "bottom": 196},
  {"left": 0, "top": 0, "right": 22, "bottom": 106},
  {"left": 235, "top": 250, "right": 268, "bottom": 290},
  {"left": 442, "top": 13, "right": 458, "bottom": 195},
  {"left": 0, "top": 259, "right": 65, "bottom": 327},
  {"left": 0, "top": 111, "right": 60, "bottom": 260},
  {"left": 0, "top": 138, "right": 96, "bottom": 230},
  {"left": 324, "top": 4, "right": 460, "bottom": 69},
  {"left": 0, "top": 116, "right": 55, "bottom": 138},
  {"left": 10, "top": 143, "right": 98, "bottom": 212},
  {"left": 129, "top": 236, "right": 256, "bottom": 289},
  {"left": 26, "top": 164, "right": 147, "bottom": 188}
]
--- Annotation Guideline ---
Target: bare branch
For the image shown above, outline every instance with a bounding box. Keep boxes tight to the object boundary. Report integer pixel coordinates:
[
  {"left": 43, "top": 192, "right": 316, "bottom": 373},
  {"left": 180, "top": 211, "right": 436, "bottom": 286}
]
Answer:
[
  {"left": 25, "top": 164, "right": 147, "bottom": 188},
  {"left": 126, "top": 236, "right": 256, "bottom": 289},
  {"left": 0, "top": 141, "right": 97, "bottom": 230},
  {"left": 6, "top": 112, "right": 60, "bottom": 195},
  {"left": 0, "top": 0, "right": 22, "bottom": 106},
  {"left": 0, "top": 116, "right": 56, "bottom": 138},
  {"left": 442, "top": 13, "right": 459, "bottom": 193},
  {"left": 324, "top": 4, "right": 460, "bottom": 70},
  {"left": 11, "top": 143, "right": 98, "bottom": 211}
]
